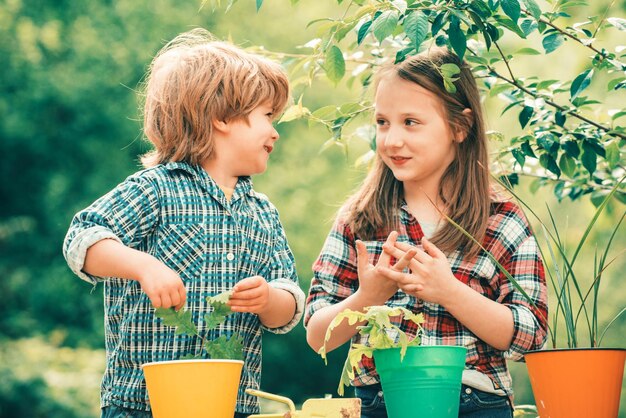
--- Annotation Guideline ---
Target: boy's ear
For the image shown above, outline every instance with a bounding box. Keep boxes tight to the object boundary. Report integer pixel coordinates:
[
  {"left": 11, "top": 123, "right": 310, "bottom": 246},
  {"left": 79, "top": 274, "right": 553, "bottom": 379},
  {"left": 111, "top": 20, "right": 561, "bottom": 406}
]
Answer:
[
  {"left": 455, "top": 108, "right": 473, "bottom": 143},
  {"left": 212, "top": 118, "right": 230, "bottom": 134}
]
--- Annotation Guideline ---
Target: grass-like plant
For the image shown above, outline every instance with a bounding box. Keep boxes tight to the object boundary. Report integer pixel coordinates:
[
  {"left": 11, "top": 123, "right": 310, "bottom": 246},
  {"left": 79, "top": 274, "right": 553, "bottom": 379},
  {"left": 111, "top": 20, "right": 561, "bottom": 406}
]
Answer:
[
  {"left": 505, "top": 181, "right": 625, "bottom": 348},
  {"left": 318, "top": 305, "right": 424, "bottom": 395},
  {"left": 155, "top": 290, "right": 244, "bottom": 360},
  {"left": 446, "top": 177, "right": 625, "bottom": 349}
]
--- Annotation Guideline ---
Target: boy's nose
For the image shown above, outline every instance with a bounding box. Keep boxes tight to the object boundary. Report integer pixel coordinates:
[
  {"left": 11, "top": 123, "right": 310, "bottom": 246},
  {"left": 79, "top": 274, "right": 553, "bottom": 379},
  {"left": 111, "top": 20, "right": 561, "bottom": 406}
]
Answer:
[{"left": 271, "top": 126, "right": 279, "bottom": 141}]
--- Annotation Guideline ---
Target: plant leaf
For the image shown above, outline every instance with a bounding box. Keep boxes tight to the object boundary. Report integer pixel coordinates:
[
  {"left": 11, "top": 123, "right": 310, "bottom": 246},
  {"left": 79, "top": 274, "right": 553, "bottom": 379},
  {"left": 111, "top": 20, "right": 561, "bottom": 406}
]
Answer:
[
  {"left": 372, "top": 10, "right": 399, "bottom": 43},
  {"left": 521, "top": 0, "right": 542, "bottom": 19},
  {"left": 324, "top": 45, "right": 345, "bottom": 84},
  {"left": 155, "top": 308, "right": 198, "bottom": 336},
  {"left": 570, "top": 69, "right": 593, "bottom": 101},
  {"left": 447, "top": 17, "right": 467, "bottom": 60},
  {"left": 518, "top": 106, "right": 534, "bottom": 128},
  {"left": 502, "top": 0, "right": 521, "bottom": 23},
  {"left": 204, "top": 334, "right": 244, "bottom": 360},
  {"left": 542, "top": 32, "right": 565, "bottom": 53},
  {"left": 403, "top": 11, "right": 429, "bottom": 50}
]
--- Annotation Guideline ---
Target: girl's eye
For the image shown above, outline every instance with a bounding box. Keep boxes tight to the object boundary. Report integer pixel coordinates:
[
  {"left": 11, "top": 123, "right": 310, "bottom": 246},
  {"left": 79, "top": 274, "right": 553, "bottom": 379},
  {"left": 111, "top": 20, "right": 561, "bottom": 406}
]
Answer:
[
  {"left": 266, "top": 112, "right": 274, "bottom": 118},
  {"left": 376, "top": 119, "right": 387, "bottom": 126},
  {"left": 405, "top": 119, "right": 419, "bottom": 126}
]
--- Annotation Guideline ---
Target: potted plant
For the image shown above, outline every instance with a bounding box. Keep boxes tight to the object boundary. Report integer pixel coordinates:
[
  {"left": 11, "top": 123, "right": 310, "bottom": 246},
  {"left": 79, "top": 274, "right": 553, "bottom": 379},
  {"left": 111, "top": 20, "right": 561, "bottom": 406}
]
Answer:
[
  {"left": 451, "top": 180, "right": 626, "bottom": 417},
  {"left": 319, "top": 305, "right": 466, "bottom": 418},
  {"left": 141, "top": 290, "right": 244, "bottom": 418},
  {"left": 512, "top": 183, "right": 626, "bottom": 418}
]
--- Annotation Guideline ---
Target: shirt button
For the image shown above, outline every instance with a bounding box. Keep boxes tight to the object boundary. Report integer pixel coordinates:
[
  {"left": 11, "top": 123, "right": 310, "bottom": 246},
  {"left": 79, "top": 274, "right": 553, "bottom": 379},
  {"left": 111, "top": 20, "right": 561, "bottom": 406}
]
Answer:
[
  {"left": 226, "top": 253, "right": 235, "bottom": 261},
  {"left": 465, "top": 388, "right": 472, "bottom": 394}
]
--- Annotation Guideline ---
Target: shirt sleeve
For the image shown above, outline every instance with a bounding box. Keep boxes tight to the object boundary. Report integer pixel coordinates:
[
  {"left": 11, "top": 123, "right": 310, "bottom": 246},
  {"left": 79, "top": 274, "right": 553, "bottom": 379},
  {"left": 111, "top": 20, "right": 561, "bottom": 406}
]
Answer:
[
  {"left": 263, "top": 209, "right": 305, "bottom": 334},
  {"left": 62, "top": 175, "right": 160, "bottom": 285},
  {"left": 497, "top": 233, "right": 549, "bottom": 361},
  {"left": 304, "top": 213, "right": 358, "bottom": 327}
]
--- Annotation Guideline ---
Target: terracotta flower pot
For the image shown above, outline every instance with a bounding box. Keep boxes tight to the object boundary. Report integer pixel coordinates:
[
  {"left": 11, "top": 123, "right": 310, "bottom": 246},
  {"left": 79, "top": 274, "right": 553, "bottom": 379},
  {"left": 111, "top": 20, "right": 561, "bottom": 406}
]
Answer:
[{"left": 524, "top": 348, "right": 626, "bottom": 418}]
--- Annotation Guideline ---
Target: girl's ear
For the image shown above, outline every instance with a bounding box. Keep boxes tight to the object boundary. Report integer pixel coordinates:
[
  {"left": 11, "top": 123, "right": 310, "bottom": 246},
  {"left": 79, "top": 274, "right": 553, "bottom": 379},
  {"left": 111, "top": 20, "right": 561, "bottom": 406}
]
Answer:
[{"left": 455, "top": 108, "right": 473, "bottom": 143}]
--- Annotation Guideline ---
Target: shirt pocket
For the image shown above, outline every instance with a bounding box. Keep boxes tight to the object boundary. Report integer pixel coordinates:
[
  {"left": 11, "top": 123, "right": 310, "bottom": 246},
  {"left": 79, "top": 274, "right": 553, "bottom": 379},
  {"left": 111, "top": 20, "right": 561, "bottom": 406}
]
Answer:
[{"left": 155, "top": 223, "right": 207, "bottom": 282}]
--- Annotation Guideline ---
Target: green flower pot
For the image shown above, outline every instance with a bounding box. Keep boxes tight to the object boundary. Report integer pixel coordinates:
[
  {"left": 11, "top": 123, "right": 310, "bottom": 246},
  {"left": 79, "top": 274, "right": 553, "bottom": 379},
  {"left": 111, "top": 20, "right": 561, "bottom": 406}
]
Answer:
[{"left": 374, "top": 345, "right": 467, "bottom": 418}]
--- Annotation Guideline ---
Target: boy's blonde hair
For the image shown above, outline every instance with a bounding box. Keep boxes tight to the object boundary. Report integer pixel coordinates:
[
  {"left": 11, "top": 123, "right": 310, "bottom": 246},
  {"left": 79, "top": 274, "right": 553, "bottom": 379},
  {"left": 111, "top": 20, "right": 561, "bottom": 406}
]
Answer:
[{"left": 141, "top": 28, "right": 290, "bottom": 168}]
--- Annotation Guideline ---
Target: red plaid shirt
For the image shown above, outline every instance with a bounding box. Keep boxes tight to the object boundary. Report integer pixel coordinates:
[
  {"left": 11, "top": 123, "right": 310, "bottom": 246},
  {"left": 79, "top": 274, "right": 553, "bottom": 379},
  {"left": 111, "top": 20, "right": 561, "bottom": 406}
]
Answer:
[{"left": 305, "top": 200, "right": 548, "bottom": 399}]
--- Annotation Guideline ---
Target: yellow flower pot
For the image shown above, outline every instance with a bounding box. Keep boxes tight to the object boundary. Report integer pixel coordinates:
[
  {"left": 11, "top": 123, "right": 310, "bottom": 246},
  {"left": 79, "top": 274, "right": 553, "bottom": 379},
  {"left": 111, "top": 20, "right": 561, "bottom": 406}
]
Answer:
[{"left": 142, "top": 359, "right": 243, "bottom": 418}]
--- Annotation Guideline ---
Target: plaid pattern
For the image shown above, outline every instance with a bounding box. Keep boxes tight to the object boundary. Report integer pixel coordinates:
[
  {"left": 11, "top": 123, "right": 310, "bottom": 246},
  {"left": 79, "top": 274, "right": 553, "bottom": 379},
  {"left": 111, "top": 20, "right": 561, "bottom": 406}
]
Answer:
[
  {"left": 63, "top": 162, "right": 304, "bottom": 414},
  {"left": 305, "top": 200, "right": 547, "bottom": 400}
]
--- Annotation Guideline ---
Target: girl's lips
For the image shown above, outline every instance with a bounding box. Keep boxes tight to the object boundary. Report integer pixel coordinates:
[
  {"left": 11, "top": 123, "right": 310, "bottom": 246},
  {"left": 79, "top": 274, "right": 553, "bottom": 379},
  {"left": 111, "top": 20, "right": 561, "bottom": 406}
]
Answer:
[
  {"left": 390, "top": 156, "right": 410, "bottom": 165},
  {"left": 264, "top": 145, "right": 273, "bottom": 153}
]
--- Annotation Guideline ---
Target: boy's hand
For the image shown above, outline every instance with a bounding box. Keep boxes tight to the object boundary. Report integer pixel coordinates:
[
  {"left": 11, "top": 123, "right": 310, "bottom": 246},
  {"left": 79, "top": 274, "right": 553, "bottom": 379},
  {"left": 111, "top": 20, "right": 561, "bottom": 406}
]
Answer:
[
  {"left": 136, "top": 258, "right": 186, "bottom": 311},
  {"left": 228, "top": 276, "right": 271, "bottom": 314}
]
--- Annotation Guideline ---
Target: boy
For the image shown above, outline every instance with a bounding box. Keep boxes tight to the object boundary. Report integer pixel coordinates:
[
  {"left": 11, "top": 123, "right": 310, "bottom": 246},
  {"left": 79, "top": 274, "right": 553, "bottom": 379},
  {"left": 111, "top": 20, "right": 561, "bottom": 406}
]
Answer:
[{"left": 63, "top": 28, "right": 304, "bottom": 418}]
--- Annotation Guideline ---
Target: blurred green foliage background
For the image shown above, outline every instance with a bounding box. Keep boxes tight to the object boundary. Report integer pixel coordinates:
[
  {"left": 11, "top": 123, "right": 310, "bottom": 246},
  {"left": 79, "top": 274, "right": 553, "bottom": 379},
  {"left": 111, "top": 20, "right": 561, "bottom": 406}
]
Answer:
[{"left": 0, "top": 0, "right": 623, "bottom": 417}]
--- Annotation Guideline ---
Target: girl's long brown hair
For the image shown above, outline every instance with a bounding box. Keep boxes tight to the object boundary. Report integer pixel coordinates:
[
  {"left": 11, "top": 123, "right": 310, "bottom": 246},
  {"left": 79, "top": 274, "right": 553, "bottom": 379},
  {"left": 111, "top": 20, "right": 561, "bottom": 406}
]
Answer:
[{"left": 345, "top": 47, "right": 491, "bottom": 258}]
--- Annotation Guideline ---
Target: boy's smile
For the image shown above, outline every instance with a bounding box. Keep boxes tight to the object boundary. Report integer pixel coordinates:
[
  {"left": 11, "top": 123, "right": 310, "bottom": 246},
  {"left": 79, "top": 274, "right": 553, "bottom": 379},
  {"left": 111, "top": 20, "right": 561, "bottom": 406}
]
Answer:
[{"left": 204, "top": 103, "right": 279, "bottom": 187}]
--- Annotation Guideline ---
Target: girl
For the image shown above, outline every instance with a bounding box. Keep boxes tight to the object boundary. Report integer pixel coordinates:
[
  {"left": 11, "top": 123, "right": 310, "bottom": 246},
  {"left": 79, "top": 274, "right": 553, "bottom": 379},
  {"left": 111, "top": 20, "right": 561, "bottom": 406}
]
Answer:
[{"left": 304, "top": 47, "right": 548, "bottom": 418}]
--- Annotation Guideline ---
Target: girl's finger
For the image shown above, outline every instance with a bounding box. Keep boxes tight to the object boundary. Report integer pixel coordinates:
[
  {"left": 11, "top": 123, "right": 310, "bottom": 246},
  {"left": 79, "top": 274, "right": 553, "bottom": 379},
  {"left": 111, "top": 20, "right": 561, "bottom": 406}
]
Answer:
[
  {"left": 422, "top": 237, "right": 446, "bottom": 259},
  {"left": 391, "top": 248, "right": 417, "bottom": 271},
  {"left": 379, "top": 231, "right": 398, "bottom": 265},
  {"left": 355, "top": 240, "right": 370, "bottom": 272},
  {"left": 377, "top": 266, "right": 411, "bottom": 284},
  {"left": 395, "top": 241, "right": 432, "bottom": 264}
]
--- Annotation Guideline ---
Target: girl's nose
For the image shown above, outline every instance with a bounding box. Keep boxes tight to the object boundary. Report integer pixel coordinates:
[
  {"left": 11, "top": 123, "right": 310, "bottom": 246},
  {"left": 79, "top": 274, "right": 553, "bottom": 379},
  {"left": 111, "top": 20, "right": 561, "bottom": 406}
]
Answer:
[
  {"left": 271, "top": 125, "right": 279, "bottom": 141},
  {"left": 383, "top": 126, "right": 403, "bottom": 147}
]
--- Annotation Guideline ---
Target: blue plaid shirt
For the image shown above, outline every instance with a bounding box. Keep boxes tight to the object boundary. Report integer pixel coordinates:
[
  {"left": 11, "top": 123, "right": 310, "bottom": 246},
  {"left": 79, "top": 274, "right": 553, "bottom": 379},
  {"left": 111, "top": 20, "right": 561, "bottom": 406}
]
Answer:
[{"left": 63, "top": 162, "right": 304, "bottom": 414}]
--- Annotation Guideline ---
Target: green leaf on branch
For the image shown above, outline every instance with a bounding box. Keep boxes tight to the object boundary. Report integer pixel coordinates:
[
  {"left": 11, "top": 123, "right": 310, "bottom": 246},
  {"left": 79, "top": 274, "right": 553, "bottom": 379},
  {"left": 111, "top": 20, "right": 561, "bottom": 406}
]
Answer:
[
  {"left": 502, "top": 0, "right": 521, "bottom": 23},
  {"left": 205, "top": 297, "right": 235, "bottom": 330},
  {"left": 555, "top": 111, "right": 566, "bottom": 127},
  {"left": 570, "top": 69, "right": 594, "bottom": 101},
  {"left": 539, "top": 153, "right": 561, "bottom": 177},
  {"left": 256, "top": 0, "right": 263, "bottom": 12},
  {"left": 512, "top": 149, "right": 526, "bottom": 167},
  {"left": 605, "top": 142, "right": 620, "bottom": 169},
  {"left": 447, "top": 17, "right": 467, "bottom": 60},
  {"left": 581, "top": 141, "right": 597, "bottom": 176},
  {"left": 515, "top": 47, "right": 541, "bottom": 55},
  {"left": 155, "top": 308, "right": 198, "bottom": 336},
  {"left": 493, "top": 15, "right": 526, "bottom": 38},
  {"left": 518, "top": 106, "right": 534, "bottom": 128},
  {"left": 542, "top": 32, "right": 565, "bottom": 53},
  {"left": 357, "top": 20, "right": 372, "bottom": 45},
  {"left": 403, "top": 11, "right": 429, "bottom": 50},
  {"left": 521, "top": 0, "right": 542, "bottom": 20},
  {"left": 324, "top": 45, "right": 345, "bottom": 84},
  {"left": 559, "top": 154, "right": 577, "bottom": 178},
  {"left": 204, "top": 334, "right": 244, "bottom": 360},
  {"left": 521, "top": 141, "right": 537, "bottom": 158},
  {"left": 562, "top": 140, "right": 580, "bottom": 158},
  {"left": 440, "top": 63, "right": 460, "bottom": 93},
  {"left": 372, "top": 10, "right": 399, "bottom": 43}
]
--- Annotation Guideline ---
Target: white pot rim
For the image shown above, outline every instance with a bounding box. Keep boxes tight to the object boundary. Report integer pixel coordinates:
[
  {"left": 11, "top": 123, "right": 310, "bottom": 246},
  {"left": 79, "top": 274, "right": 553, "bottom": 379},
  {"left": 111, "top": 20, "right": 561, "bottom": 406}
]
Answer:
[{"left": 141, "top": 359, "right": 244, "bottom": 368}]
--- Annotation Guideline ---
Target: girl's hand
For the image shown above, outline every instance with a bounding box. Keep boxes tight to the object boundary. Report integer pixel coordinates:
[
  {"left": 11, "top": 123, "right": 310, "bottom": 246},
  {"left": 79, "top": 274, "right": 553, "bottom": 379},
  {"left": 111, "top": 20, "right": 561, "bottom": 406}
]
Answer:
[
  {"left": 380, "top": 237, "right": 460, "bottom": 305},
  {"left": 228, "top": 275, "right": 271, "bottom": 314},
  {"left": 137, "top": 259, "right": 186, "bottom": 311},
  {"left": 354, "top": 231, "right": 411, "bottom": 305}
]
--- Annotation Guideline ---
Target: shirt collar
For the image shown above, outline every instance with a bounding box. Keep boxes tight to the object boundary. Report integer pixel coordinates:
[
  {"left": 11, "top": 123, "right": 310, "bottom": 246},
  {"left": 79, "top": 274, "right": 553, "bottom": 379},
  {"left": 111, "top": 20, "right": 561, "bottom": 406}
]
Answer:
[{"left": 164, "top": 161, "right": 254, "bottom": 202}]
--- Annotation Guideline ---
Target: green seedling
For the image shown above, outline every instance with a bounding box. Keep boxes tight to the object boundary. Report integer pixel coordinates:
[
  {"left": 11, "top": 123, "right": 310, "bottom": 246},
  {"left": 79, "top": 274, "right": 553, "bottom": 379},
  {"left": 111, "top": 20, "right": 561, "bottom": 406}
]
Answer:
[
  {"left": 319, "top": 305, "right": 424, "bottom": 395},
  {"left": 155, "top": 290, "right": 244, "bottom": 361}
]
